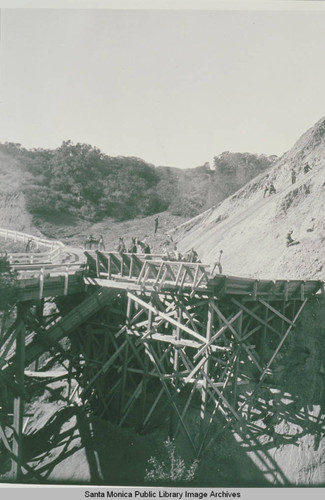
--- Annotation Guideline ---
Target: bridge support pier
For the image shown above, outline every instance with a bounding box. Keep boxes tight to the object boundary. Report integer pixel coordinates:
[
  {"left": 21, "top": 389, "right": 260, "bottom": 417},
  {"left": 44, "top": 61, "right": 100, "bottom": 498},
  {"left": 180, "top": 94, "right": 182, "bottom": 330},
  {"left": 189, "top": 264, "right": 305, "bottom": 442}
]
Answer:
[
  {"left": 74, "top": 289, "right": 309, "bottom": 456},
  {"left": 11, "top": 307, "right": 25, "bottom": 481},
  {"left": 1, "top": 249, "right": 319, "bottom": 482}
]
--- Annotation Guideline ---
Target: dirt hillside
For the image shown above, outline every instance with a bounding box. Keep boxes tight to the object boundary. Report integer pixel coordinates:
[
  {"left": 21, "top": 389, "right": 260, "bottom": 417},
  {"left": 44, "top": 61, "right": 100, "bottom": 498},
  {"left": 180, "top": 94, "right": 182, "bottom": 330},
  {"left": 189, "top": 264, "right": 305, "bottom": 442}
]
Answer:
[
  {"left": 175, "top": 116, "right": 325, "bottom": 280},
  {"left": 166, "top": 116, "right": 325, "bottom": 486},
  {"left": 0, "top": 150, "right": 40, "bottom": 235}
]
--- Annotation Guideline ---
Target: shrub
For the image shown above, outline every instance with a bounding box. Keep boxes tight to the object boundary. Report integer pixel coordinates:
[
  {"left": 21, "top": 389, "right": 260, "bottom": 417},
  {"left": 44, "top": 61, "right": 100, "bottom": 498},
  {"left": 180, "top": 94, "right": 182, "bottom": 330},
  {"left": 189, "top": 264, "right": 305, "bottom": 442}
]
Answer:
[{"left": 144, "top": 438, "right": 199, "bottom": 484}]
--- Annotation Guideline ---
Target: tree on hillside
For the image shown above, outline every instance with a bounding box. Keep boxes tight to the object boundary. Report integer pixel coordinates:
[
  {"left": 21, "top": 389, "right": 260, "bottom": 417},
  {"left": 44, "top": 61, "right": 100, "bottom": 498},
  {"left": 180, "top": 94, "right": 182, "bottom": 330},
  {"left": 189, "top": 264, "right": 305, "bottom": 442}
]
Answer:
[
  {"left": 212, "top": 151, "right": 277, "bottom": 202},
  {"left": 1, "top": 140, "right": 277, "bottom": 223},
  {"left": 22, "top": 141, "right": 166, "bottom": 221}
]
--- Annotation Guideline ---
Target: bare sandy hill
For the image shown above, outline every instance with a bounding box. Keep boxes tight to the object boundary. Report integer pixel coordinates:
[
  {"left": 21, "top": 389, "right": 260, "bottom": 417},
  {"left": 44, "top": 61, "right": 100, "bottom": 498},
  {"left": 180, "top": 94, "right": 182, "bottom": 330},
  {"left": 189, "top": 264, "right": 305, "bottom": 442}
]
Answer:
[
  {"left": 0, "top": 150, "right": 40, "bottom": 235},
  {"left": 175, "top": 116, "right": 325, "bottom": 280}
]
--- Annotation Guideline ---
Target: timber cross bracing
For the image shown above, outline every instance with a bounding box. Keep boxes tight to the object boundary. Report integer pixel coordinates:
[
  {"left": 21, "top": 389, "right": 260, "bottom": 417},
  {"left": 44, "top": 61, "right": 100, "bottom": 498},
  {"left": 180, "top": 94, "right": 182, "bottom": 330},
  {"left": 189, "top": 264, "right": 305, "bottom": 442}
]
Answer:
[{"left": 0, "top": 243, "right": 324, "bottom": 483}]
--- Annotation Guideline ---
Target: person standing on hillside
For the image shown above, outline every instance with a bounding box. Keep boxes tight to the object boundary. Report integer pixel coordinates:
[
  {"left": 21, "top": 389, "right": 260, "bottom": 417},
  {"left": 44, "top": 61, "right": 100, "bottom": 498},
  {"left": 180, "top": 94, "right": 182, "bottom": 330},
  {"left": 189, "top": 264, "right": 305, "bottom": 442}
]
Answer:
[
  {"left": 25, "top": 238, "right": 33, "bottom": 253},
  {"left": 286, "top": 230, "right": 299, "bottom": 247},
  {"left": 263, "top": 175, "right": 270, "bottom": 198},
  {"left": 304, "top": 163, "right": 312, "bottom": 174},
  {"left": 154, "top": 216, "right": 159, "bottom": 235},
  {"left": 291, "top": 168, "right": 297, "bottom": 184},
  {"left": 307, "top": 218, "right": 315, "bottom": 232}
]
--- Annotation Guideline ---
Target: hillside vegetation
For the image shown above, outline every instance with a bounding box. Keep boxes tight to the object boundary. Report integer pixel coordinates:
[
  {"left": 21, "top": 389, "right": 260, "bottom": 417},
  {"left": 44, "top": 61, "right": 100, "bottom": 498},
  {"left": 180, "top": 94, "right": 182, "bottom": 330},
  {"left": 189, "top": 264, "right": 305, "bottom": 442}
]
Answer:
[{"left": 0, "top": 142, "right": 275, "bottom": 234}]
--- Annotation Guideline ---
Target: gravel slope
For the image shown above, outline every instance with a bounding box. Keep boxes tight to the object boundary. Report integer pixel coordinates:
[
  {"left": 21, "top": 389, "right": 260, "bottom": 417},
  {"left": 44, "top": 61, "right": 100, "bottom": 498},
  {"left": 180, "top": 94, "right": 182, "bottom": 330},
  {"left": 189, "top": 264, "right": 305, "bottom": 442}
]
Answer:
[{"left": 175, "top": 116, "right": 325, "bottom": 281}]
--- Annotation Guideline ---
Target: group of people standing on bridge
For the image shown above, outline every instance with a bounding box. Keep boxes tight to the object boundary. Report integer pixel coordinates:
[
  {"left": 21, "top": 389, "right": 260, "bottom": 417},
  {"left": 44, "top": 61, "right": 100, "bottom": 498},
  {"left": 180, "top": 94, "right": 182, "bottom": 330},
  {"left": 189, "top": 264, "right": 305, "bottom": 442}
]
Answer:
[
  {"left": 117, "top": 236, "right": 151, "bottom": 255},
  {"left": 84, "top": 212, "right": 224, "bottom": 274},
  {"left": 115, "top": 234, "right": 203, "bottom": 266},
  {"left": 84, "top": 234, "right": 105, "bottom": 251},
  {"left": 85, "top": 216, "right": 161, "bottom": 253},
  {"left": 115, "top": 237, "right": 201, "bottom": 264},
  {"left": 162, "top": 245, "right": 200, "bottom": 263}
]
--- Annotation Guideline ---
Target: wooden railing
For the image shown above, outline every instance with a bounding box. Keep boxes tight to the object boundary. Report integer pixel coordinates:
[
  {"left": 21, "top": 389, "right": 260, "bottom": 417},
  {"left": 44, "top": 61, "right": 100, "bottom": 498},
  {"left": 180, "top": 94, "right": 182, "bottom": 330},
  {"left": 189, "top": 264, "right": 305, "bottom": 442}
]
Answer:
[
  {"left": 0, "top": 227, "right": 65, "bottom": 264},
  {"left": 85, "top": 250, "right": 210, "bottom": 290},
  {"left": 14, "top": 262, "right": 86, "bottom": 300},
  {"left": 209, "top": 274, "right": 323, "bottom": 300},
  {"left": 85, "top": 250, "right": 323, "bottom": 300},
  {"left": 1, "top": 231, "right": 323, "bottom": 301}
]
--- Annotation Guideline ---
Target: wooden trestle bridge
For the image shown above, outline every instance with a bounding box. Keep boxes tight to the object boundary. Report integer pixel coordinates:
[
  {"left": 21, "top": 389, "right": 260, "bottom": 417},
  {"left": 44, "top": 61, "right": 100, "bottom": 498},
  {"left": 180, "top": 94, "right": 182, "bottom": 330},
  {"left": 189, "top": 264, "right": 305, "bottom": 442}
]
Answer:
[{"left": 0, "top": 228, "right": 324, "bottom": 484}]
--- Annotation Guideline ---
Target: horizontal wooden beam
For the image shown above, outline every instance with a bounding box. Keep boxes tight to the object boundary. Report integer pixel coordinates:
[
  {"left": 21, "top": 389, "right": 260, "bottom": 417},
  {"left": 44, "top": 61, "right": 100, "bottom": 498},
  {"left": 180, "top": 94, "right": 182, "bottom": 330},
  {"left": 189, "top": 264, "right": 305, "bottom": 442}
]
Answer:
[
  {"left": 138, "top": 332, "right": 202, "bottom": 349},
  {"left": 128, "top": 292, "right": 209, "bottom": 345}
]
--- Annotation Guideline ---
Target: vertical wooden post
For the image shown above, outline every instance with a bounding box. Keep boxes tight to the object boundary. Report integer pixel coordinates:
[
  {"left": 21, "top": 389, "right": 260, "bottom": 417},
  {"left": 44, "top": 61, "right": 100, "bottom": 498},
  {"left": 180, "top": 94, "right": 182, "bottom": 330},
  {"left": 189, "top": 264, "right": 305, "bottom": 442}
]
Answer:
[
  {"left": 120, "top": 255, "right": 124, "bottom": 277},
  {"left": 292, "top": 299, "right": 296, "bottom": 321},
  {"left": 140, "top": 302, "right": 153, "bottom": 428},
  {"left": 200, "top": 298, "right": 213, "bottom": 426},
  {"left": 232, "top": 311, "right": 242, "bottom": 408},
  {"left": 129, "top": 255, "right": 134, "bottom": 279},
  {"left": 108, "top": 254, "right": 112, "bottom": 280},
  {"left": 34, "top": 299, "right": 44, "bottom": 371},
  {"left": 140, "top": 355, "right": 149, "bottom": 429},
  {"left": 300, "top": 283, "right": 305, "bottom": 301},
  {"left": 261, "top": 305, "right": 268, "bottom": 365},
  {"left": 118, "top": 296, "right": 132, "bottom": 420},
  {"left": 39, "top": 267, "right": 44, "bottom": 300},
  {"left": 64, "top": 266, "right": 69, "bottom": 295},
  {"left": 169, "top": 305, "right": 181, "bottom": 437},
  {"left": 281, "top": 300, "right": 286, "bottom": 335},
  {"left": 284, "top": 281, "right": 289, "bottom": 302},
  {"left": 11, "top": 306, "right": 26, "bottom": 481},
  {"left": 0, "top": 308, "right": 8, "bottom": 343},
  {"left": 95, "top": 252, "right": 100, "bottom": 278},
  {"left": 119, "top": 342, "right": 129, "bottom": 420}
]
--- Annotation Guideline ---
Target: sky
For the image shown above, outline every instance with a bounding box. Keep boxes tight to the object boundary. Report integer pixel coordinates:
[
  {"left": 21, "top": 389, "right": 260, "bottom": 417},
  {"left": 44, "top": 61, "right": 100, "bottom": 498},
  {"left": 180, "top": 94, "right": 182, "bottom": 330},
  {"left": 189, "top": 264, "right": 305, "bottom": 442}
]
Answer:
[{"left": 1, "top": 2, "right": 325, "bottom": 169}]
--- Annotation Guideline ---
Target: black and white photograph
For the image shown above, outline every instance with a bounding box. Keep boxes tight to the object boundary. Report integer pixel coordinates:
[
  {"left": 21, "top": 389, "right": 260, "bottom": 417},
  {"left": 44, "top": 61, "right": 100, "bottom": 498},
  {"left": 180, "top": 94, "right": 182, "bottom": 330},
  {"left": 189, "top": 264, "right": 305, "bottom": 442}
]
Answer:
[{"left": 1, "top": 0, "right": 325, "bottom": 494}]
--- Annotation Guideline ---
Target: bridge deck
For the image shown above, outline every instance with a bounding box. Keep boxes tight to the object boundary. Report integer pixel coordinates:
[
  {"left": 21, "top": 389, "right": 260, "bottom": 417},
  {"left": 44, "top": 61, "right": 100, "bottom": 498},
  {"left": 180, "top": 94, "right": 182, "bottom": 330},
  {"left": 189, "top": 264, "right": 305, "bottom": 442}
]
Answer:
[
  {"left": 1, "top": 247, "right": 323, "bottom": 302},
  {"left": 85, "top": 251, "right": 323, "bottom": 300}
]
